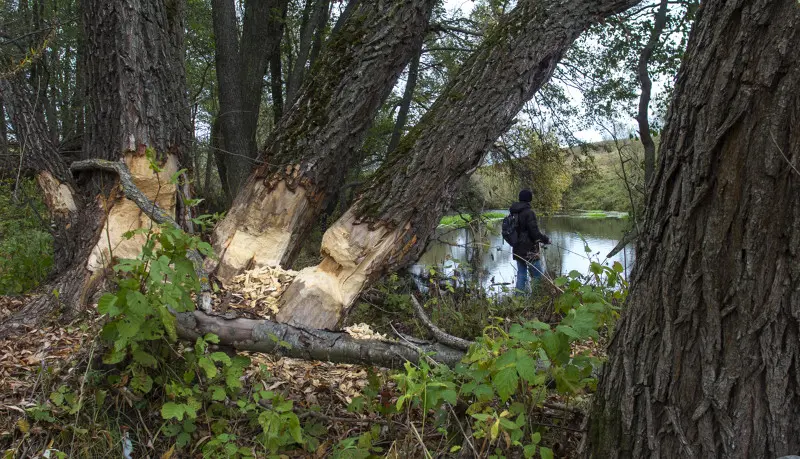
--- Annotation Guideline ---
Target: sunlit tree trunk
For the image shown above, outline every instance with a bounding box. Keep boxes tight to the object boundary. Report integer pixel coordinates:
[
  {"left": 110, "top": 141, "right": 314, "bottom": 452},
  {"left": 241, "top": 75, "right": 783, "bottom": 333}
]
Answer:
[
  {"left": 276, "top": 0, "right": 641, "bottom": 329},
  {"left": 589, "top": 0, "right": 800, "bottom": 457}
]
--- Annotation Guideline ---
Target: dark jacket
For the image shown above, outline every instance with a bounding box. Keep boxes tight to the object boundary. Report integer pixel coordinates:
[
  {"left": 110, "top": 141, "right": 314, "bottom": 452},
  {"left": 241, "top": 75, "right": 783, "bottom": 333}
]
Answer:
[{"left": 509, "top": 202, "right": 549, "bottom": 258}]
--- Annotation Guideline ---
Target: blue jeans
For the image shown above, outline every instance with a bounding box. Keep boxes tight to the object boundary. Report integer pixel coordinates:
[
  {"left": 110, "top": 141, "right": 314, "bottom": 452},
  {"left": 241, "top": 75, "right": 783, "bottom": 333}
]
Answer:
[{"left": 515, "top": 258, "right": 543, "bottom": 295}]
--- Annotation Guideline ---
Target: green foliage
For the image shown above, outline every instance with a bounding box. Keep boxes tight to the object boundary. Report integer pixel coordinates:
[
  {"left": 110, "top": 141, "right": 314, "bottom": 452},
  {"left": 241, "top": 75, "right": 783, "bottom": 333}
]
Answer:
[
  {"left": 91, "top": 220, "right": 306, "bottom": 456},
  {"left": 473, "top": 131, "right": 572, "bottom": 212},
  {"left": 388, "top": 257, "right": 627, "bottom": 457},
  {"left": 0, "top": 178, "right": 54, "bottom": 294}
]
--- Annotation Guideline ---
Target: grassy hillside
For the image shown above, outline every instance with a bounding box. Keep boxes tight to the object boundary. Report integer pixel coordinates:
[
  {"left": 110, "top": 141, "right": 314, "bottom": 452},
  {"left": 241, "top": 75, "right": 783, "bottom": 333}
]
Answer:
[
  {"left": 563, "top": 139, "right": 645, "bottom": 213},
  {"left": 470, "top": 138, "right": 647, "bottom": 213}
]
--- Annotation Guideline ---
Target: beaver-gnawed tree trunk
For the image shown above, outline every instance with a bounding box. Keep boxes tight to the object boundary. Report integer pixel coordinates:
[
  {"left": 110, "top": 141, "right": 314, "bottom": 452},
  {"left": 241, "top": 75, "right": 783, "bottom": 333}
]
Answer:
[
  {"left": 276, "top": 0, "right": 642, "bottom": 330},
  {"left": 0, "top": 0, "right": 189, "bottom": 336},
  {"left": 208, "top": 0, "right": 436, "bottom": 283},
  {"left": 588, "top": 0, "right": 800, "bottom": 457}
]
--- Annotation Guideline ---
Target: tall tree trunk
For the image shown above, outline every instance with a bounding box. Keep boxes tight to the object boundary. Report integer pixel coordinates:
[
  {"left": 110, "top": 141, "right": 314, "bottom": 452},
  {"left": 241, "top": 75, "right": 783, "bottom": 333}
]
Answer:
[
  {"left": 211, "top": 0, "right": 249, "bottom": 192},
  {"left": 589, "top": 1, "right": 800, "bottom": 457},
  {"left": 307, "top": 0, "right": 331, "bottom": 70},
  {"left": 212, "top": 0, "right": 288, "bottom": 194},
  {"left": 636, "top": 0, "right": 668, "bottom": 186},
  {"left": 269, "top": 48, "right": 284, "bottom": 123},
  {"left": 276, "top": 0, "right": 641, "bottom": 329},
  {"left": 0, "top": 93, "right": 7, "bottom": 163},
  {"left": 285, "top": 0, "right": 315, "bottom": 107},
  {"left": 388, "top": 47, "right": 422, "bottom": 154},
  {"left": 0, "top": 0, "right": 190, "bottom": 337},
  {"left": 239, "top": 0, "right": 290, "bottom": 156},
  {"left": 209, "top": 0, "right": 436, "bottom": 282}
]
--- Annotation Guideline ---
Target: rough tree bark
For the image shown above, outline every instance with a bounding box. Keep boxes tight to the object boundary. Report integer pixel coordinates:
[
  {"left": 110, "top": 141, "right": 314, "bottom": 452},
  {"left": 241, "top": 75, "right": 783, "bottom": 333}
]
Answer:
[
  {"left": 212, "top": 0, "right": 289, "bottom": 193},
  {"left": 276, "top": 0, "right": 642, "bottom": 329},
  {"left": 0, "top": 0, "right": 190, "bottom": 337},
  {"left": 589, "top": 0, "right": 800, "bottom": 457},
  {"left": 636, "top": 0, "right": 668, "bottom": 186},
  {"left": 209, "top": 0, "right": 436, "bottom": 283}
]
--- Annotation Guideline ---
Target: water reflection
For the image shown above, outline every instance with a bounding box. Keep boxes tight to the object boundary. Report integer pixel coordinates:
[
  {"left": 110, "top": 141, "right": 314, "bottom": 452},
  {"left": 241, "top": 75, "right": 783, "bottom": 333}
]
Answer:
[{"left": 411, "top": 212, "right": 635, "bottom": 295}]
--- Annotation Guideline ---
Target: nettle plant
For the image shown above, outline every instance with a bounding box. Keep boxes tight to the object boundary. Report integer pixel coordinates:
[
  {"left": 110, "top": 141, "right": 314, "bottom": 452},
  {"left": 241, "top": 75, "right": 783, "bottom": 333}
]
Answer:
[{"left": 391, "top": 260, "right": 627, "bottom": 459}]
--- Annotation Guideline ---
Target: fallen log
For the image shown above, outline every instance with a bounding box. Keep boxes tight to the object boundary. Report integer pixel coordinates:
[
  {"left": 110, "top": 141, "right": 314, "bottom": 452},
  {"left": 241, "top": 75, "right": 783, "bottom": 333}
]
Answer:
[{"left": 175, "top": 310, "right": 466, "bottom": 369}]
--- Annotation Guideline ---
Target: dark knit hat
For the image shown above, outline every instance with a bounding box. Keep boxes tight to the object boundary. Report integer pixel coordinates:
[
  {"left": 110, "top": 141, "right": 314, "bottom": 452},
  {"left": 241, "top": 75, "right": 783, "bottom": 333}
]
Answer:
[{"left": 519, "top": 189, "right": 533, "bottom": 202}]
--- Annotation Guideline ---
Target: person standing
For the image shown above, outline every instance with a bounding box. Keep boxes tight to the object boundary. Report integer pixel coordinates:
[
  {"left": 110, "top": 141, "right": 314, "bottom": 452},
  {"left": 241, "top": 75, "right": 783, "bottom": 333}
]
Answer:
[{"left": 508, "top": 189, "right": 550, "bottom": 294}]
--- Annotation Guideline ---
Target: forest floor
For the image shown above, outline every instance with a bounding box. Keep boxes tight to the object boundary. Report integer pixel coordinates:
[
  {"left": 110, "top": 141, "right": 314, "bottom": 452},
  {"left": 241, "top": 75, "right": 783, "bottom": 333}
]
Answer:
[{"left": 0, "top": 266, "right": 594, "bottom": 458}]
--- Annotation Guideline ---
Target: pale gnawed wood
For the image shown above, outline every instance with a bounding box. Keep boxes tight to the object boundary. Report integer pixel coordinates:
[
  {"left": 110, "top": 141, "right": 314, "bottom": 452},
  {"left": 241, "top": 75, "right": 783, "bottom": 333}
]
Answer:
[
  {"left": 210, "top": 177, "right": 313, "bottom": 284},
  {"left": 276, "top": 208, "right": 409, "bottom": 329},
  {"left": 85, "top": 152, "right": 178, "bottom": 272},
  {"left": 36, "top": 171, "right": 78, "bottom": 216},
  {"left": 70, "top": 157, "right": 212, "bottom": 312}
]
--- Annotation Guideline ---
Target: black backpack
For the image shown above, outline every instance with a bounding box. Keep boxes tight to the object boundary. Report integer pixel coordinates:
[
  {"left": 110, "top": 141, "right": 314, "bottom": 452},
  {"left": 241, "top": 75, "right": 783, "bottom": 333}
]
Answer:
[{"left": 501, "top": 213, "right": 520, "bottom": 247}]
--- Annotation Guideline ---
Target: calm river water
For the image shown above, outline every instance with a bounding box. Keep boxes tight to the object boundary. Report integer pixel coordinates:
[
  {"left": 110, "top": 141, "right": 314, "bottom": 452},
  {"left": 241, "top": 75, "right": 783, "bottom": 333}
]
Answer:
[{"left": 411, "top": 211, "right": 635, "bottom": 294}]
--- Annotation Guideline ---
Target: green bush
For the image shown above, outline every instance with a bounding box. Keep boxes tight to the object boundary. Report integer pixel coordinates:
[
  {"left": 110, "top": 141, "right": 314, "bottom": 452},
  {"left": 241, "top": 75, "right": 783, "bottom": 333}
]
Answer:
[{"left": 0, "top": 178, "right": 54, "bottom": 294}]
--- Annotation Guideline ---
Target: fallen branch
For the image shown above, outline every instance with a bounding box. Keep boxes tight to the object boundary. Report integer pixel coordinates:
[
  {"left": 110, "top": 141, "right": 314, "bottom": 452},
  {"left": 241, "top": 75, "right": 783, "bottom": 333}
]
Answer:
[
  {"left": 410, "top": 296, "right": 474, "bottom": 351},
  {"left": 175, "top": 310, "right": 466, "bottom": 369},
  {"left": 70, "top": 159, "right": 212, "bottom": 312}
]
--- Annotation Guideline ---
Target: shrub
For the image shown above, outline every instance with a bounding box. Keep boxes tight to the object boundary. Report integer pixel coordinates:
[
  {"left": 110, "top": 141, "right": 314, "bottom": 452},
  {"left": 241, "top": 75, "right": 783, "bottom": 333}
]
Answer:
[{"left": 0, "top": 178, "right": 54, "bottom": 294}]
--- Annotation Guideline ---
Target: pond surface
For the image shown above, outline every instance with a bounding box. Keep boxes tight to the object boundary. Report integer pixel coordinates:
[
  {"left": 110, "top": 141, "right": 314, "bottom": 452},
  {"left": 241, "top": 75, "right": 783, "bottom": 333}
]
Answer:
[{"left": 411, "top": 211, "right": 635, "bottom": 295}]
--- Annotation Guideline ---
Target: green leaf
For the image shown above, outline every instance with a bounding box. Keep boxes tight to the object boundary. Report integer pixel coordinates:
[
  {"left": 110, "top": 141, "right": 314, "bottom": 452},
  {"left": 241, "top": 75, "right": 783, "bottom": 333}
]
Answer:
[
  {"left": 161, "top": 402, "right": 185, "bottom": 421},
  {"left": 97, "top": 294, "right": 121, "bottom": 317},
  {"left": 540, "top": 446, "right": 554, "bottom": 459},
  {"left": 492, "top": 367, "right": 518, "bottom": 401},
  {"left": 132, "top": 350, "right": 158, "bottom": 368},
  {"left": 515, "top": 352, "right": 538, "bottom": 384},
  {"left": 441, "top": 389, "right": 458, "bottom": 405},
  {"left": 209, "top": 352, "right": 231, "bottom": 366},
  {"left": 125, "top": 290, "right": 150, "bottom": 317},
  {"left": 288, "top": 414, "right": 303, "bottom": 444},
  {"left": 102, "top": 347, "right": 126, "bottom": 365},
  {"left": 210, "top": 385, "right": 226, "bottom": 401},
  {"left": 198, "top": 357, "right": 217, "bottom": 378},
  {"left": 204, "top": 333, "right": 220, "bottom": 344},
  {"left": 524, "top": 444, "right": 537, "bottom": 458},
  {"left": 496, "top": 350, "right": 517, "bottom": 368},
  {"left": 473, "top": 383, "right": 495, "bottom": 401},
  {"left": 130, "top": 372, "right": 153, "bottom": 393},
  {"left": 49, "top": 390, "right": 64, "bottom": 406},
  {"left": 555, "top": 325, "right": 581, "bottom": 339}
]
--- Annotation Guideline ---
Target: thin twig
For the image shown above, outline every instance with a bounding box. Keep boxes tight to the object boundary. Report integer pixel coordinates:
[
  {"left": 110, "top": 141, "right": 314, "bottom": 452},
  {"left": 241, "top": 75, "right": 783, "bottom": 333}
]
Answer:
[{"left": 770, "top": 130, "right": 799, "bottom": 177}]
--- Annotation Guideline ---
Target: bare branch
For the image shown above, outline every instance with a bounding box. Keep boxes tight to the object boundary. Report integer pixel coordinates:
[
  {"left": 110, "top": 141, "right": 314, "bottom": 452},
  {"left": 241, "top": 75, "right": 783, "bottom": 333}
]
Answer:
[{"left": 410, "top": 296, "right": 474, "bottom": 351}]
